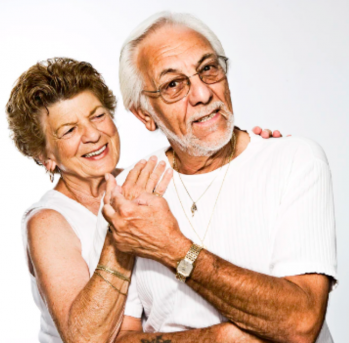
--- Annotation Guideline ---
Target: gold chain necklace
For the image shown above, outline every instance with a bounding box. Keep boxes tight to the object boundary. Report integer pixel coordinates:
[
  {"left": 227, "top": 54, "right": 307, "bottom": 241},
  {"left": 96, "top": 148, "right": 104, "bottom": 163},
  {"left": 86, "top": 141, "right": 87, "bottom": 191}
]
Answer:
[
  {"left": 173, "top": 151, "right": 225, "bottom": 217},
  {"left": 172, "top": 133, "right": 236, "bottom": 248}
]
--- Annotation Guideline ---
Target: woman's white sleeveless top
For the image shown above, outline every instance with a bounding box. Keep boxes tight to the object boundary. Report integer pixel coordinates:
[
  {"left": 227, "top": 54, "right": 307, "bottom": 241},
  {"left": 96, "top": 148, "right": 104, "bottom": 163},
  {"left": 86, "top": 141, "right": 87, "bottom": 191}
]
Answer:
[{"left": 22, "top": 190, "right": 102, "bottom": 343}]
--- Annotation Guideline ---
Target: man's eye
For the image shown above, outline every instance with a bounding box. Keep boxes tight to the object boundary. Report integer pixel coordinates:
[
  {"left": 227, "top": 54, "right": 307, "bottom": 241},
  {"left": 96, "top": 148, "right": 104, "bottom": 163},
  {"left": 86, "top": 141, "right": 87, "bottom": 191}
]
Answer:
[
  {"left": 201, "top": 64, "right": 218, "bottom": 73},
  {"left": 168, "top": 81, "right": 179, "bottom": 88},
  {"left": 165, "top": 78, "right": 186, "bottom": 89}
]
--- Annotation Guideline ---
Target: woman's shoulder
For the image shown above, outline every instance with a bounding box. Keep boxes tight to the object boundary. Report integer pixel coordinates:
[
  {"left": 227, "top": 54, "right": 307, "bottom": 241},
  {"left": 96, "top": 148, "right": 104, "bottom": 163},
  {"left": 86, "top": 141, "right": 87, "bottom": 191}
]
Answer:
[
  {"left": 25, "top": 207, "right": 81, "bottom": 256},
  {"left": 22, "top": 189, "right": 88, "bottom": 238},
  {"left": 27, "top": 207, "right": 70, "bottom": 230}
]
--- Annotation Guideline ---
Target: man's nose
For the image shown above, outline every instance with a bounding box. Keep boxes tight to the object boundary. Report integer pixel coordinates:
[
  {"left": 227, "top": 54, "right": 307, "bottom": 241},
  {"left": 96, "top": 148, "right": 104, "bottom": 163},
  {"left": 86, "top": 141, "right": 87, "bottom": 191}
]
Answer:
[
  {"left": 81, "top": 123, "right": 101, "bottom": 144},
  {"left": 187, "top": 75, "right": 213, "bottom": 106}
]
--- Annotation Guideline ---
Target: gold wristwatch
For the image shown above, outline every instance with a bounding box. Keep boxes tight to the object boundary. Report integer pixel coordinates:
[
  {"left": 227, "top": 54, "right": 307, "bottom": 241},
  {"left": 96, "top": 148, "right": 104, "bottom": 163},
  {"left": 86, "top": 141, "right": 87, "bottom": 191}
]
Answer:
[{"left": 176, "top": 244, "right": 203, "bottom": 282}]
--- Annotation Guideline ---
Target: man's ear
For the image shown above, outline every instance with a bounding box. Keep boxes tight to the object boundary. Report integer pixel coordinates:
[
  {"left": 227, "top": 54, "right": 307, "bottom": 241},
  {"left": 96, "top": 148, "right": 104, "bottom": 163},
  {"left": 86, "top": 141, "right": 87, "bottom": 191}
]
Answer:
[{"left": 130, "top": 106, "right": 157, "bottom": 132}]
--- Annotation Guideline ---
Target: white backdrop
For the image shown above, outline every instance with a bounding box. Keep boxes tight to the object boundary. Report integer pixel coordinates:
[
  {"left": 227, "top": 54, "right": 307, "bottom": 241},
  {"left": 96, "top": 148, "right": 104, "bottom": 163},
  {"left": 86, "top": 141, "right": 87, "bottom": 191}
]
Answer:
[{"left": 0, "top": 1, "right": 348, "bottom": 342}]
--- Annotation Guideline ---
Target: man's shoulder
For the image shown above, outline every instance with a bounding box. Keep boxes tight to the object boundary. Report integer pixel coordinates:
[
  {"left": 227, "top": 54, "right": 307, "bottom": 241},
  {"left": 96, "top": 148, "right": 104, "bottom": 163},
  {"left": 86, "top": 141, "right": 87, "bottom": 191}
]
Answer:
[
  {"left": 252, "top": 134, "right": 329, "bottom": 166},
  {"left": 116, "top": 146, "right": 170, "bottom": 184}
]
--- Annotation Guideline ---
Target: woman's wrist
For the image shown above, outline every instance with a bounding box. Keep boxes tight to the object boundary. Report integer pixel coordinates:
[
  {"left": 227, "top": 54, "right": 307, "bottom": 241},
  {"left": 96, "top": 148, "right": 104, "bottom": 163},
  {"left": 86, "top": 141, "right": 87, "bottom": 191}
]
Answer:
[{"left": 99, "top": 231, "right": 134, "bottom": 276}]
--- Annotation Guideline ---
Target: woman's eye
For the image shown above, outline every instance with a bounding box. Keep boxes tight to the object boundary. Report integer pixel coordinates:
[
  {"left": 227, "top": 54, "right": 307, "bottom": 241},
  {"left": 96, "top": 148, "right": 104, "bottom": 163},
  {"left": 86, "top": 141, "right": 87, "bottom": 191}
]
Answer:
[
  {"left": 63, "top": 127, "right": 75, "bottom": 136},
  {"left": 93, "top": 113, "right": 105, "bottom": 120}
]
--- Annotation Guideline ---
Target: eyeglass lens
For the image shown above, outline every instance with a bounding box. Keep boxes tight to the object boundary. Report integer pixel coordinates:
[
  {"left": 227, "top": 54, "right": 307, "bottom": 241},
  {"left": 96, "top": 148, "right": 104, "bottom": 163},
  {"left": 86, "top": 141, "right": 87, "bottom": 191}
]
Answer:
[{"left": 160, "top": 57, "right": 227, "bottom": 103}]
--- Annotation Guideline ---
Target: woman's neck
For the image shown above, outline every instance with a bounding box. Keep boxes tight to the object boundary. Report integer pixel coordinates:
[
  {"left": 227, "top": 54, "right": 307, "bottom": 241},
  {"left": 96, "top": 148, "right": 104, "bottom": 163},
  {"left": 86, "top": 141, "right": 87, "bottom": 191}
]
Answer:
[{"left": 55, "top": 173, "right": 106, "bottom": 216}]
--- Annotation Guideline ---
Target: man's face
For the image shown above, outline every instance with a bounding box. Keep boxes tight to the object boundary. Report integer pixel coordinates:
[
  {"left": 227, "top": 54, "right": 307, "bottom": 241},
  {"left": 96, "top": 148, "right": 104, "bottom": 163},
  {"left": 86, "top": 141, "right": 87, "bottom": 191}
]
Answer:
[{"left": 137, "top": 25, "right": 234, "bottom": 156}]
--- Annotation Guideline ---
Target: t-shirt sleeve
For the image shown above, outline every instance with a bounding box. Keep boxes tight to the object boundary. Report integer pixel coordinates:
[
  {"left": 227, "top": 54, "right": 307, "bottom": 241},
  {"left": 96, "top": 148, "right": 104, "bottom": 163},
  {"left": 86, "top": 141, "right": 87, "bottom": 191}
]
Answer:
[
  {"left": 270, "top": 146, "right": 337, "bottom": 287},
  {"left": 124, "top": 259, "right": 143, "bottom": 318}
]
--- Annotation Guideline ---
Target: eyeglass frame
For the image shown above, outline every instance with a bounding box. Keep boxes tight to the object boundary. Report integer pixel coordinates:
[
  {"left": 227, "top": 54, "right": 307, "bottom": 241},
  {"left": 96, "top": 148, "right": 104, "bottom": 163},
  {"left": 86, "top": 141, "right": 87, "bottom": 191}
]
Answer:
[{"left": 141, "top": 55, "right": 229, "bottom": 104}]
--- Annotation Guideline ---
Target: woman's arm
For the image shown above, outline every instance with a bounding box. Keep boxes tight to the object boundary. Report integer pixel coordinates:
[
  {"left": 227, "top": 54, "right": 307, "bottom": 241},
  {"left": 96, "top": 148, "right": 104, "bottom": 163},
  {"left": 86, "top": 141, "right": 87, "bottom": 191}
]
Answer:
[
  {"left": 27, "top": 209, "right": 133, "bottom": 343},
  {"left": 28, "top": 158, "right": 172, "bottom": 343}
]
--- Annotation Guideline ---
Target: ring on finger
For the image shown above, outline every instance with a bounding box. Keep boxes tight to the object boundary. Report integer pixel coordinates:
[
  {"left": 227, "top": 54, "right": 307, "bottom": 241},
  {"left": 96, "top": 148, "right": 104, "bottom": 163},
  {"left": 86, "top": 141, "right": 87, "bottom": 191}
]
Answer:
[{"left": 153, "top": 190, "right": 162, "bottom": 197}]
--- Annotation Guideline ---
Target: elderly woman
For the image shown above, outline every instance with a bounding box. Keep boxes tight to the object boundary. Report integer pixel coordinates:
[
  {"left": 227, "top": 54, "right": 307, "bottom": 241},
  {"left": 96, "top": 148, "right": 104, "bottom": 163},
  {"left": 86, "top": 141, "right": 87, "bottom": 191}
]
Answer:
[
  {"left": 6, "top": 57, "right": 174, "bottom": 343},
  {"left": 6, "top": 57, "right": 279, "bottom": 343}
]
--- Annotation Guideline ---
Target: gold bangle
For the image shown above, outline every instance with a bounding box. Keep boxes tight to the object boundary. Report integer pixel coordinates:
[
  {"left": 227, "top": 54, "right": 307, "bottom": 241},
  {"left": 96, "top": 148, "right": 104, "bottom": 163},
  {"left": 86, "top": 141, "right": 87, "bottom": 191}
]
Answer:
[
  {"left": 94, "top": 271, "right": 127, "bottom": 296},
  {"left": 96, "top": 264, "right": 131, "bottom": 283}
]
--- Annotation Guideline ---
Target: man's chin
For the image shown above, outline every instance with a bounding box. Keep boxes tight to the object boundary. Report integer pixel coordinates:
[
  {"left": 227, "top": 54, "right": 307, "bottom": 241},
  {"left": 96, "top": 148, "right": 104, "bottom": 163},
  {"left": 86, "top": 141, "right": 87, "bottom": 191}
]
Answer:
[{"left": 182, "top": 128, "right": 235, "bottom": 157}]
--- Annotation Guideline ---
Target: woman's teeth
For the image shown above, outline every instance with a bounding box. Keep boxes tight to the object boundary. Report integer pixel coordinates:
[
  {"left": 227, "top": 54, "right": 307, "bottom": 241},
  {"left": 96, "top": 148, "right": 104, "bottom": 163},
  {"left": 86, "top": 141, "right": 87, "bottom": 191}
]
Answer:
[
  {"left": 84, "top": 145, "right": 106, "bottom": 158},
  {"left": 196, "top": 111, "right": 218, "bottom": 123}
]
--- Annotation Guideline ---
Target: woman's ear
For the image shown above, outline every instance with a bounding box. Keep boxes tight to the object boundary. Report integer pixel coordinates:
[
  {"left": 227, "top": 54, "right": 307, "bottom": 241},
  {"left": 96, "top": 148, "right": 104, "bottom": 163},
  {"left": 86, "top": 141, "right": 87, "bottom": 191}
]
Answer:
[
  {"left": 38, "top": 154, "right": 57, "bottom": 173},
  {"left": 130, "top": 106, "right": 157, "bottom": 131}
]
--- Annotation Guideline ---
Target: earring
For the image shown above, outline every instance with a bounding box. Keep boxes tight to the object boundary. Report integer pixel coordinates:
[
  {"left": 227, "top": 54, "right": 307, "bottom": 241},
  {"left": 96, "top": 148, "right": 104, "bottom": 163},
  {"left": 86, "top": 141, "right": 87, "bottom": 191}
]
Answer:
[
  {"left": 49, "top": 171, "right": 54, "bottom": 183},
  {"left": 46, "top": 168, "right": 54, "bottom": 183}
]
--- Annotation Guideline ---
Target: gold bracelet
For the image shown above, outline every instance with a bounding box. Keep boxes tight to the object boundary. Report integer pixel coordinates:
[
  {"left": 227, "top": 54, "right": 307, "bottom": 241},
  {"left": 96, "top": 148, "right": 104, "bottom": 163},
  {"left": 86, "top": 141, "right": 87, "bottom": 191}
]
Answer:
[
  {"left": 96, "top": 264, "right": 131, "bottom": 283},
  {"left": 94, "top": 271, "right": 127, "bottom": 296}
]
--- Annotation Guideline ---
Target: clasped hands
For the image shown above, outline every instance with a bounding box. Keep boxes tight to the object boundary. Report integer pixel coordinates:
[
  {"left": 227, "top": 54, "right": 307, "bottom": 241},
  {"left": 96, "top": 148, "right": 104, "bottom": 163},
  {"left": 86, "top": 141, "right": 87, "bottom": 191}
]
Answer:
[
  {"left": 103, "top": 127, "right": 283, "bottom": 267},
  {"left": 103, "top": 157, "right": 191, "bottom": 267}
]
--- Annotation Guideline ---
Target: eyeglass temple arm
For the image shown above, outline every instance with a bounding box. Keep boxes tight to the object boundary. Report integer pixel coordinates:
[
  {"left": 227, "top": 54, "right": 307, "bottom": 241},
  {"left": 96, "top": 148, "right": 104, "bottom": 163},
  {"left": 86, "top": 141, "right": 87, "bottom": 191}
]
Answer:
[{"left": 142, "top": 89, "right": 161, "bottom": 94}]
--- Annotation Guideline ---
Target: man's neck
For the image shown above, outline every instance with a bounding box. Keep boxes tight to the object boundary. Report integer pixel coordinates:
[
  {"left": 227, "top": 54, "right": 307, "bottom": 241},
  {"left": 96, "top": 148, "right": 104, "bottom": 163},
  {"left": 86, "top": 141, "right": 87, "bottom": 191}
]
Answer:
[{"left": 166, "top": 129, "right": 250, "bottom": 175}]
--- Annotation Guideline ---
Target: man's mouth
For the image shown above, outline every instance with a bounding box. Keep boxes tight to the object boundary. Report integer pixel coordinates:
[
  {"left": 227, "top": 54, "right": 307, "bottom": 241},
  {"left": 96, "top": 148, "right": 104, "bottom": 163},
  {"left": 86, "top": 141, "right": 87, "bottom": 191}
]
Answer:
[
  {"left": 83, "top": 144, "right": 107, "bottom": 158},
  {"left": 194, "top": 109, "right": 220, "bottom": 123}
]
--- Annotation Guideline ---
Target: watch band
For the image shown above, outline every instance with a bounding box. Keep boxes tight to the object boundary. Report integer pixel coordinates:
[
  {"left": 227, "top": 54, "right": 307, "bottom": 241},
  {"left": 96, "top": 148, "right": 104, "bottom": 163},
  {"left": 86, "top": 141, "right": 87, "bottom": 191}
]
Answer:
[
  {"left": 175, "top": 273, "right": 187, "bottom": 282},
  {"left": 185, "top": 243, "right": 202, "bottom": 263},
  {"left": 176, "top": 243, "right": 203, "bottom": 282}
]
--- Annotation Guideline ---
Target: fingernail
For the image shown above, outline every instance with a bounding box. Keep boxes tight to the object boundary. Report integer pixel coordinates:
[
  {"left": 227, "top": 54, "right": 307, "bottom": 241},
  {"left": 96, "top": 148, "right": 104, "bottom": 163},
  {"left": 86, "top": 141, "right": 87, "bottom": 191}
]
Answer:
[
  {"left": 159, "top": 161, "right": 165, "bottom": 166},
  {"left": 105, "top": 174, "right": 109, "bottom": 181},
  {"left": 150, "top": 156, "right": 157, "bottom": 161},
  {"left": 140, "top": 159, "right": 146, "bottom": 164},
  {"left": 167, "top": 169, "right": 173, "bottom": 175}
]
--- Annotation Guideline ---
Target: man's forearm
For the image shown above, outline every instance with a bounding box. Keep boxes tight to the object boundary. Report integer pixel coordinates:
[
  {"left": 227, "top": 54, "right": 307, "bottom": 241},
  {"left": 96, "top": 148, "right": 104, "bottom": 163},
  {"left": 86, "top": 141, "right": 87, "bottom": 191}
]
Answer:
[
  {"left": 178, "top": 250, "right": 328, "bottom": 343},
  {"left": 64, "top": 233, "right": 134, "bottom": 343},
  {"left": 115, "top": 323, "right": 270, "bottom": 343}
]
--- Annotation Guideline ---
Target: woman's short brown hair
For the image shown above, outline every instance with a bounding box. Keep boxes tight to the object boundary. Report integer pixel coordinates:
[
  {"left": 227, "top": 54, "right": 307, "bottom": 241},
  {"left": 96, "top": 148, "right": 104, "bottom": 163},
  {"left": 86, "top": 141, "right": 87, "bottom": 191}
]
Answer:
[{"left": 6, "top": 57, "right": 116, "bottom": 164}]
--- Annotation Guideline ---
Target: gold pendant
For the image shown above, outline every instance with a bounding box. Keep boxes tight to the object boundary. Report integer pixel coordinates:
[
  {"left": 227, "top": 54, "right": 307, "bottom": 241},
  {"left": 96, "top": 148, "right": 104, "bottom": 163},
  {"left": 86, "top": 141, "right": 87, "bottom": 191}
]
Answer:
[{"left": 191, "top": 202, "right": 198, "bottom": 217}]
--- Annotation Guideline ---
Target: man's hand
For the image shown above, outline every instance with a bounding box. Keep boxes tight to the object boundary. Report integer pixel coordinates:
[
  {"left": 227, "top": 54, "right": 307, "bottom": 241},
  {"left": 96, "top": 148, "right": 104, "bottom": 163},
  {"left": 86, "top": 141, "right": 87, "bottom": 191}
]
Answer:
[
  {"left": 103, "top": 182, "right": 191, "bottom": 266},
  {"left": 116, "top": 317, "right": 271, "bottom": 342}
]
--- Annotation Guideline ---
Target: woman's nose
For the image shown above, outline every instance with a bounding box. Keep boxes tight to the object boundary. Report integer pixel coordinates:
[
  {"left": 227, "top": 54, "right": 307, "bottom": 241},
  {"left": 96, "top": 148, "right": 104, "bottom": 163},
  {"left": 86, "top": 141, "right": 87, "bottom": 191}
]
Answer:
[{"left": 81, "top": 123, "right": 101, "bottom": 143}]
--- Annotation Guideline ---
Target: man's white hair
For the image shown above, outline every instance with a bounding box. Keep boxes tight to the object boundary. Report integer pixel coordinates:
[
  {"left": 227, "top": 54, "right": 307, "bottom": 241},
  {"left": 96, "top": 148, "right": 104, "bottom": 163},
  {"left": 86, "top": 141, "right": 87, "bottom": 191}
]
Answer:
[{"left": 119, "top": 11, "right": 226, "bottom": 111}]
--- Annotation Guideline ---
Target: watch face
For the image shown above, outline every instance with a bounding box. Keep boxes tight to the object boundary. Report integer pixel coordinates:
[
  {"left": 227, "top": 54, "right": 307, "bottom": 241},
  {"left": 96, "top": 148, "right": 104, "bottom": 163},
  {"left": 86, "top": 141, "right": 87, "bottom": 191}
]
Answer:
[{"left": 177, "top": 259, "right": 193, "bottom": 277}]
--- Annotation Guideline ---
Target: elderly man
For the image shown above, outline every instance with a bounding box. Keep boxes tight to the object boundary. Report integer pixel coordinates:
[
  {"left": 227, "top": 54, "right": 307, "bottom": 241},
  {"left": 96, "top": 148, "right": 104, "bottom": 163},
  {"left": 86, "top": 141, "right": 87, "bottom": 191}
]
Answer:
[{"left": 99, "top": 12, "right": 336, "bottom": 343}]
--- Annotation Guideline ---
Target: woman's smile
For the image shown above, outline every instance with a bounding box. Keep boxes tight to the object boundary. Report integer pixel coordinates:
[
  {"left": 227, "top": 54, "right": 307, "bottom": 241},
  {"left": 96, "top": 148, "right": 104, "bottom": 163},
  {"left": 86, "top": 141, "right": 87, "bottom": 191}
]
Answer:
[{"left": 82, "top": 143, "right": 109, "bottom": 160}]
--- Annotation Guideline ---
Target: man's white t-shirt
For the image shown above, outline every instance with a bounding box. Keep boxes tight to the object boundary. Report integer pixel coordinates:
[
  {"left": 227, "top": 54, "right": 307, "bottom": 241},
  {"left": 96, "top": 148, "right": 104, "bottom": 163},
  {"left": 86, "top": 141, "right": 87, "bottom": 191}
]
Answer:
[{"left": 95, "top": 131, "right": 337, "bottom": 342}]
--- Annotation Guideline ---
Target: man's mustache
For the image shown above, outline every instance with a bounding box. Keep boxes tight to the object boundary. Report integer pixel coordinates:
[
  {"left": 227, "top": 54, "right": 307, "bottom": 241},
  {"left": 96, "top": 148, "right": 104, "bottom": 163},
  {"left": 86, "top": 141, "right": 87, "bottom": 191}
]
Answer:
[{"left": 189, "top": 101, "right": 232, "bottom": 124}]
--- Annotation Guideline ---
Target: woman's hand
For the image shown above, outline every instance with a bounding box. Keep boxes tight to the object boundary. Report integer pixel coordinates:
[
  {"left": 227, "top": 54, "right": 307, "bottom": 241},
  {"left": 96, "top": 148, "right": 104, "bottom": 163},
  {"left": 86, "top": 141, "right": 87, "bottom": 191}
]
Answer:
[
  {"left": 252, "top": 126, "right": 288, "bottom": 138},
  {"left": 106, "top": 156, "right": 173, "bottom": 202}
]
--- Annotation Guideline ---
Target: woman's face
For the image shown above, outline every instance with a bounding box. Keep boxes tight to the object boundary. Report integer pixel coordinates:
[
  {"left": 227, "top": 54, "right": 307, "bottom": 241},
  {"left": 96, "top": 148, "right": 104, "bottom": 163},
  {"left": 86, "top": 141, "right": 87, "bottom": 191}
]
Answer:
[{"left": 42, "top": 91, "right": 120, "bottom": 179}]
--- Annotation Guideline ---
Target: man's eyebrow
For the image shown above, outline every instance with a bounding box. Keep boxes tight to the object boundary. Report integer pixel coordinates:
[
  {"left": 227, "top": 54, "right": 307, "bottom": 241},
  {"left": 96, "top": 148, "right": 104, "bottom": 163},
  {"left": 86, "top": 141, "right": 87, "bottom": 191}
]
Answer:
[
  {"left": 157, "top": 54, "right": 216, "bottom": 80},
  {"left": 196, "top": 53, "right": 216, "bottom": 68},
  {"left": 159, "top": 68, "right": 179, "bottom": 79}
]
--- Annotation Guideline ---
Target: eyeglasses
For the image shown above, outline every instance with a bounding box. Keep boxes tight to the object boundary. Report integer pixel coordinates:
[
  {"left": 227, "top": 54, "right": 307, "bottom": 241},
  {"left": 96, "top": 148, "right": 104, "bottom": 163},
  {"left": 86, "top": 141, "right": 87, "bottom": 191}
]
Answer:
[{"left": 142, "top": 56, "right": 228, "bottom": 104}]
